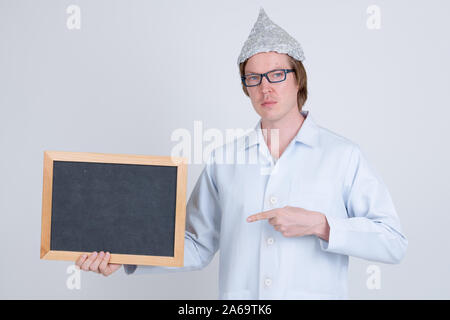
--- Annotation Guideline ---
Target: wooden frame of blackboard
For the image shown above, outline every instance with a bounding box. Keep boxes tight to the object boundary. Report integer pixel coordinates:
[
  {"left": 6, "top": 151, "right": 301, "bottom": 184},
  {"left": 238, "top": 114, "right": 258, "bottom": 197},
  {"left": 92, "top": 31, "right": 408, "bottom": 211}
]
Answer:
[{"left": 40, "top": 151, "right": 187, "bottom": 267}]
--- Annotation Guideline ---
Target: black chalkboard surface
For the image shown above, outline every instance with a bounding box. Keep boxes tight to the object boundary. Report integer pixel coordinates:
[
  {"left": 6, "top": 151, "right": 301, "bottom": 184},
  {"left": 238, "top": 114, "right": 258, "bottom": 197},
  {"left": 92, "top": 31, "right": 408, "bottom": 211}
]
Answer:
[{"left": 40, "top": 151, "right": 187, "bottom": 266}]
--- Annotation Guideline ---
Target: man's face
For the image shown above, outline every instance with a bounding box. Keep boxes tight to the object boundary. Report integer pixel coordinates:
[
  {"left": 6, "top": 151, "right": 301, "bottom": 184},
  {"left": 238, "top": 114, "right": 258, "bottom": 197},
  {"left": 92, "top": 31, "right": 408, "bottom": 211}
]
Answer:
[{"left": 244, "top": 52, "right": 299, "bottom": 123}]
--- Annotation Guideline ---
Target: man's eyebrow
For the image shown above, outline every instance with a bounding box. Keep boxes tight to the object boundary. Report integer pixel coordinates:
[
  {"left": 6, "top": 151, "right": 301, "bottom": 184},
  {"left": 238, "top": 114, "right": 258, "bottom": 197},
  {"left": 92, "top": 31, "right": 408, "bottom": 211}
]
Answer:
[{"left": 245, "top": 67, "right": 285, "bottom": 74}]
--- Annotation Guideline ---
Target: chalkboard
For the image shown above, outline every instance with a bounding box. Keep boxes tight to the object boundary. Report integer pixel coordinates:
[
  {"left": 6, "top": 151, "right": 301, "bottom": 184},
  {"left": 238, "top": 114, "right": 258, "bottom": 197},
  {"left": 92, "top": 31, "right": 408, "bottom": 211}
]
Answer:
[{"left": 40, "top": 151, "right": 187, "bottom": 266}]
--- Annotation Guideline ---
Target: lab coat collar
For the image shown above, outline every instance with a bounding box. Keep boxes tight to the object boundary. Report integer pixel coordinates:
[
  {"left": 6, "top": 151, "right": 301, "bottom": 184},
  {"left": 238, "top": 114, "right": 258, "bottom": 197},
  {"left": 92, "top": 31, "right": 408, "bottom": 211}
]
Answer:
[{"left": 243, "top": 110, "right": 320, "bottom": 150}]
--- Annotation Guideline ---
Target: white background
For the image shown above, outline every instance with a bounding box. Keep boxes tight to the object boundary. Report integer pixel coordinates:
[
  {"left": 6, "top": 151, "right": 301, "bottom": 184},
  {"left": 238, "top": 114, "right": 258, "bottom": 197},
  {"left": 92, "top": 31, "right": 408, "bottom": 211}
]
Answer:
[{"left": 1, "top": 0, "right": 449, "bottom": 299}]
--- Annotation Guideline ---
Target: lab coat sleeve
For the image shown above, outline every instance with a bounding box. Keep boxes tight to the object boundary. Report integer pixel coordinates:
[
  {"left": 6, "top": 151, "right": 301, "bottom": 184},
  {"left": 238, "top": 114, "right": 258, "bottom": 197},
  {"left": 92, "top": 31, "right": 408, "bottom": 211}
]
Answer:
[
  {"left": 319, "top": 144, "right": 408, "bottom": 264},
  {"left": 124, "top": 152, "right": 222, "bottom": 275}
]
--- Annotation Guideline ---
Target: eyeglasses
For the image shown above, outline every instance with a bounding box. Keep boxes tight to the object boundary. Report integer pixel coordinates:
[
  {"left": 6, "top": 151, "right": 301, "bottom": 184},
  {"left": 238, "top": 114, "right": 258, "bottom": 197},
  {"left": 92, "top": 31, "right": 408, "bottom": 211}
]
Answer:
[{"left": 241, "top": 69, "right": 295, "bottom": 87}]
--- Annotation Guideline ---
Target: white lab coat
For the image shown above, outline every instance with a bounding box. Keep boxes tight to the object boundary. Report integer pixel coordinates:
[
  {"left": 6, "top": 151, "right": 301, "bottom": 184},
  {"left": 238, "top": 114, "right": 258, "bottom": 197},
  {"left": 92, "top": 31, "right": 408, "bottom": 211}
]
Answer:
[{"left": 124, "top": 110, "right": 408, "bottom": 299}]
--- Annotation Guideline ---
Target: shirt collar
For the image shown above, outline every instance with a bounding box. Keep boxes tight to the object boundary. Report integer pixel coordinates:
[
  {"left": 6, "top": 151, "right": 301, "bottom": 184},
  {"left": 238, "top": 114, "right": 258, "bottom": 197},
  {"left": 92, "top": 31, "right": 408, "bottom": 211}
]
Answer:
[{"left": 242, "top": 110, "right": 320, "bottom": 150}]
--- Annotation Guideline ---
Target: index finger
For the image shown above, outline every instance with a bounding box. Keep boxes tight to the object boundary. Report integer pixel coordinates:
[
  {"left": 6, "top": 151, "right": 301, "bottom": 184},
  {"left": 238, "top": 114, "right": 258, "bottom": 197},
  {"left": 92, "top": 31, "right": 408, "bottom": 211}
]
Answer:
[
  {"left": 80, "top": 251, "right": 98, "bottom": 271},
  {"left": 75, "top": 253, "right": 88, "bottom": 268},
  {"left": 247, "top": 209, "right": 278, "bottom": 223},
  {"left": 99, "top": 252, "right": 114, "bottom": 274}
]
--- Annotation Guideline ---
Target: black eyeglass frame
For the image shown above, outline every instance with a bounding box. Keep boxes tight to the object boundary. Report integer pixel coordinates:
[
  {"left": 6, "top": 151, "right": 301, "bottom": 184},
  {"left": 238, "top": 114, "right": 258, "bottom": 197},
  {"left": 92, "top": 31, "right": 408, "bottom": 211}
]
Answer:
[{"left": 241, "top": 69, "right": 295, "bottom": 87}]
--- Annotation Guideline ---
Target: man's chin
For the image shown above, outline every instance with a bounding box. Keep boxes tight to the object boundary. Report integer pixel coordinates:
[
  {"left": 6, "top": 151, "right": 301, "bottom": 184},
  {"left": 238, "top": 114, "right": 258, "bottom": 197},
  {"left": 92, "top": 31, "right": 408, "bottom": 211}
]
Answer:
[
  {"left": 255, "top": 105, "right": 299, "bottom": 123},
  {"left": 258, "top": 111, "right": 283, "bottom": 122}
]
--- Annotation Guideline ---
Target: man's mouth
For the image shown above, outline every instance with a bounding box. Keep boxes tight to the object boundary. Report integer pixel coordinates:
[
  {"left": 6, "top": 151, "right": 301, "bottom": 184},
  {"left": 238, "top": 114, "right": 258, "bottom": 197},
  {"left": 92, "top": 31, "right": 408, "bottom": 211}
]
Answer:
[{"left": 262, "top": 101, "right": 277, "bottom": 107}]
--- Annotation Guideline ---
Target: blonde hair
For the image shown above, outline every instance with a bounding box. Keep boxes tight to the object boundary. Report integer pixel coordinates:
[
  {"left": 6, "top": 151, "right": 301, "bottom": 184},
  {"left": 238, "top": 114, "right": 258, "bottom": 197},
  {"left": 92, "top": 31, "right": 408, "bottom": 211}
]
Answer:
[{"left": 238, "top": 55, "right": 308, "bottom": 111}]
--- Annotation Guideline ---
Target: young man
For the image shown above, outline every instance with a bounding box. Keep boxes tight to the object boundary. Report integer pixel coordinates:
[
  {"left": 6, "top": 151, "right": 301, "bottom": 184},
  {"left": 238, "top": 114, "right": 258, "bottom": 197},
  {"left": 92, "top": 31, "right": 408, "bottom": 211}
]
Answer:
[{"left": 76, "top": 8, "right": 407, "bottom": 299}]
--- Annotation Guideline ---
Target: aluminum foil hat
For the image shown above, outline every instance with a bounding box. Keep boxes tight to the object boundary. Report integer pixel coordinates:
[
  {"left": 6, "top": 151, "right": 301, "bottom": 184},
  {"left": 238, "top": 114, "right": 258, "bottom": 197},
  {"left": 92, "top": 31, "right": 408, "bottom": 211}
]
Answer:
[{"left": 237, "top": 7, "right": 305, "bottom": 65}]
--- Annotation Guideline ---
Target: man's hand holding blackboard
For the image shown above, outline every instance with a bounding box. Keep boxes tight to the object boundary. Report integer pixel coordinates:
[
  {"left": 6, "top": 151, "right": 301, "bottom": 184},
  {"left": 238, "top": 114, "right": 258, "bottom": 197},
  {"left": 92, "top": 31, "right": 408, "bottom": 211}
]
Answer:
[{"left": 75, "top": 251, "right": 122, "bottom": 276}]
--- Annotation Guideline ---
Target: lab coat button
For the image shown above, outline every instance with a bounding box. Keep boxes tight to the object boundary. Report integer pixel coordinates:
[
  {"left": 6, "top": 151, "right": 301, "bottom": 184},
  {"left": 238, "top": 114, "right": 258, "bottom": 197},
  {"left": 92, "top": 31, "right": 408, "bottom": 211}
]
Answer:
[
  {"left": 269, "top": 196, "right": 277, "bottom": 205},
  {"left": 264, "top": 278, "right": 272, "bottom": 287},
  {"left": 267, "top": 237, "right": 274, "bottom": 245}
]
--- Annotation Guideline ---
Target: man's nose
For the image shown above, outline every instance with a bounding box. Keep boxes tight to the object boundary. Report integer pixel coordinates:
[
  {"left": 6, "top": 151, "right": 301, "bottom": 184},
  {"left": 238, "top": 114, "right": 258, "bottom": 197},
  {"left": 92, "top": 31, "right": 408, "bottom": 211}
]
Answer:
[{"left": 260, "top": 76, "right": 272, "bottom": 93}]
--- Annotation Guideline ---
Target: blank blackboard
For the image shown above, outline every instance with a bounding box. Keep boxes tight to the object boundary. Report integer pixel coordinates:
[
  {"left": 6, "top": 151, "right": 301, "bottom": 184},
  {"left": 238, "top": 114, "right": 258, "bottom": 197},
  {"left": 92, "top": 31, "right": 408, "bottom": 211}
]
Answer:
[{"left": 40, "top": 151, "right": 187, "bottom": 266}]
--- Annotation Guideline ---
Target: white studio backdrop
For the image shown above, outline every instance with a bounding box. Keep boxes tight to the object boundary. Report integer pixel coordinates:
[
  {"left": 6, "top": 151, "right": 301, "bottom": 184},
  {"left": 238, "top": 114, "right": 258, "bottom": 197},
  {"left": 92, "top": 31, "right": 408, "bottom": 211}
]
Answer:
[{"left": 0, "top": 0, "right": 449, "bottom": 299}]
